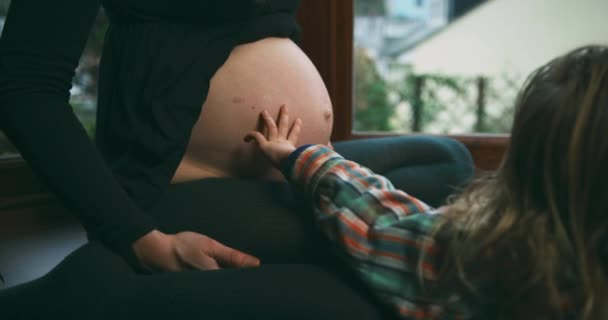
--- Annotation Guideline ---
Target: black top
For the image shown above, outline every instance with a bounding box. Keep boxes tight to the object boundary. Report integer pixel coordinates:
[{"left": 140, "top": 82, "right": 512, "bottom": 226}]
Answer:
[{"left": 0, "top": 0, "right": 300, "bottom": 260}]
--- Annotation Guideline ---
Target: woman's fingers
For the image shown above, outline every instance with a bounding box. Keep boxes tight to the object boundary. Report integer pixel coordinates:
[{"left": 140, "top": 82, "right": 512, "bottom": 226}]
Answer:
[
  {"left": 184, "top": 253, "right": 221, "bottom": 271},
  {"left": 277, "top": 105, "right": 289, "bottom": 138},
  {"left": 205, "top": 239, "right": 261, "bottom": 268},
  {"left": 287, "top": 118, "right": 302, "bottom": 145}
]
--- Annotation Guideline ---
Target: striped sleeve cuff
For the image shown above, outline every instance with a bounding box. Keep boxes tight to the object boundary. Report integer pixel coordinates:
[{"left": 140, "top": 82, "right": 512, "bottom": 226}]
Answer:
[
  {"left": 281, "top": 144, "right": 315, "bottom": 177},
  {"left": 284, "top": 144, "right": 343, "bottom": 191}
]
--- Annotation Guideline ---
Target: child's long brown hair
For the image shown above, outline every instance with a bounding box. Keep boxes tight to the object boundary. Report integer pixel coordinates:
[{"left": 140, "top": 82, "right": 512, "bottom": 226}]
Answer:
[{"left": 437, "top": 46, "right": 608, "bottom": 319}]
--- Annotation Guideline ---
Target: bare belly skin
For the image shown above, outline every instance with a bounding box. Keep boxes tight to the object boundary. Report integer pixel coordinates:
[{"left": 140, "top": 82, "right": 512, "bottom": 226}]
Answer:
[{"left": 171, "top": 37, "right": 333, "bottom": 183}]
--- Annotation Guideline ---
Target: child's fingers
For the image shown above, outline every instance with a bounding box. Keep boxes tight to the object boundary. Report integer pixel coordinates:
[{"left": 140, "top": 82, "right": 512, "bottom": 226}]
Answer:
[
  {"left": 287, "top": 118, "right": 302, "bottom": 145},
  {"left": 277, "top": 105, "right": 289, "bottom": 138},
  {"left": 261, "top": 110, "right": 278, "bottom": 139},
  {"left": 243, "top": 131, "right": 267, "bottom": 146}
]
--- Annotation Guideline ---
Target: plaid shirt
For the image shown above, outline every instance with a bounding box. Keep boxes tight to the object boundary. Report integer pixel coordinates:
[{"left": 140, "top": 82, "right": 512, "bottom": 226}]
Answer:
[{"left": 283, "top": 145, "right": 471, "bottom": 320}]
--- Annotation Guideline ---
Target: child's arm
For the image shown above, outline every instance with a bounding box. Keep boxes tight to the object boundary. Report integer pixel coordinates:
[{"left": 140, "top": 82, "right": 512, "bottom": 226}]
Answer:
[{"left": 245, "top": 106, "right": 467, "bottom": 319}]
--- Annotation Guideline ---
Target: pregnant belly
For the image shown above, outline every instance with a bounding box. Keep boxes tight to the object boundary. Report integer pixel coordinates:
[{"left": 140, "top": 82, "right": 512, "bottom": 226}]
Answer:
[{"left": 172, "top": 37, "right": 333, "bottom": 183}]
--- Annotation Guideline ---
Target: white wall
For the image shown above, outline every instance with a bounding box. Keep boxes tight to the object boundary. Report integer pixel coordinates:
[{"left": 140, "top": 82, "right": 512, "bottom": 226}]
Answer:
[{"left": 402, "top": 0, "right": 608, "bottom": 77}]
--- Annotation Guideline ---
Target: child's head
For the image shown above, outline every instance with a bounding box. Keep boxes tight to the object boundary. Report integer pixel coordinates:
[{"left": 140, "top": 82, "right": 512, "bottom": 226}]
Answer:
[
  {"left": 504, "top": 45, "right": 608, "bottom": 232},
  {"left": 505, "top": 45, "right": 608, "bottom": 317},
  {"left": 444, "top": 45, "right": 608, "bottom": 319}
]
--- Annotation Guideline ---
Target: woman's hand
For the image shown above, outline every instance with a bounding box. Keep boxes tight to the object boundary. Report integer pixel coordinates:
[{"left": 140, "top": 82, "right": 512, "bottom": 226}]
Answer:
[
  {"left": 243, "top": 105, "right": 301, "bottom": 168},
  {"left": 132, "top": 230, "right": 260, "bottom": 272}
]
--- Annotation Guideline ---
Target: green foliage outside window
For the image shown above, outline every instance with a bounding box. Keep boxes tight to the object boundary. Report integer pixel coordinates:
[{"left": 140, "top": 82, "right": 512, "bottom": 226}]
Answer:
[
  {"left": 353, "top": 47, "right": 394, "bottom": 131},
  {"left": 354, "top": 47, "right": 519, "bottom": 134}
]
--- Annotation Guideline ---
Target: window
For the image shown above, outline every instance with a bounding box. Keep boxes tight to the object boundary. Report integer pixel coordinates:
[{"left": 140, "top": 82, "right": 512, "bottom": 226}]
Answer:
[
  {"left": 297, "top": 0, "right": 608, "bottom": 170},
  {"left": 0, "top": 1, "right": 108, "bottom": 157},
  {"left": 352, "top": 0, "right": 608, "bottom": 134}
]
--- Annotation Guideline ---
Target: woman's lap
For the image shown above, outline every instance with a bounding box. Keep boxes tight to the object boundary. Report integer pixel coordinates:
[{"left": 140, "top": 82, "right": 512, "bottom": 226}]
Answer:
[
  {"left": 0, "top": 136, "right": 473, "bottom": 319},
  {"left": 1, "top": 242, "right": 393, "bottom": 320},
  {"left": 0, "top": 180, "right": 388, "bottom": 319},
  {"left": 148, "top": 178, "right": 332, "bottom": 264}
]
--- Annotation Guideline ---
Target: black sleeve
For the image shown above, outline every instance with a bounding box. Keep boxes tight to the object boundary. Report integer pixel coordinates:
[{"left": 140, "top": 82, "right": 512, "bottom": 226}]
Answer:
[{"left": 0, "top": 0, "right": 157, "bottom": 261}]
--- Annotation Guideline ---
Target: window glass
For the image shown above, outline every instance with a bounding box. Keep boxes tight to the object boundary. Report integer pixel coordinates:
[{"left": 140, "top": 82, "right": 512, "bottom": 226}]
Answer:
[
  {"left": 353, "top": 0, "right": 608, "bottom": 134},
  {"left": 0, "top": 0, "right": 108, "bottom": 157}
]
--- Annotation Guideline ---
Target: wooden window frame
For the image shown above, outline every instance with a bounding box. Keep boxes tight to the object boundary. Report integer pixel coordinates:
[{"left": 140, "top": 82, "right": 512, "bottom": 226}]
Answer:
[{"left": 296, "top": 0, "right": 508, "bottom": 171}]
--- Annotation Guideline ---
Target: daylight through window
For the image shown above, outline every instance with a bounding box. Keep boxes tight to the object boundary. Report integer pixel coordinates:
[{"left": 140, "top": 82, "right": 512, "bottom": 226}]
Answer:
[{"left": 353, "top": 0, "right": 608, "bottom": 134}]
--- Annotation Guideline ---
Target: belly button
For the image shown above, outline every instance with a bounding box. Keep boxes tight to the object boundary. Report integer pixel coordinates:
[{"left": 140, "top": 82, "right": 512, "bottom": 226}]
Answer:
[
  {"left": 324, "top": 110, "right": 333, "bottom": 121},
  {"left": 232, "top": 97, "right": 243, "bottom": 104}
]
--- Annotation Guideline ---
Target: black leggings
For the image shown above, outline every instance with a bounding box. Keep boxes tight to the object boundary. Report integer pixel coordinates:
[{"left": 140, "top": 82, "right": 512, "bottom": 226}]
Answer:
[{"left": 0, "top": 136, "right": 474, "bottom": 319}]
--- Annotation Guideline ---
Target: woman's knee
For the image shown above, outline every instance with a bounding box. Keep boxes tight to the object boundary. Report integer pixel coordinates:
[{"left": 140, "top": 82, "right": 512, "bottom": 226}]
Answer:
[
  {"left": 334, "top": 136, "right": 474, "bottom": 206},
  {"left": 334, "top": 135, "right": 473, "bottom": 178}
]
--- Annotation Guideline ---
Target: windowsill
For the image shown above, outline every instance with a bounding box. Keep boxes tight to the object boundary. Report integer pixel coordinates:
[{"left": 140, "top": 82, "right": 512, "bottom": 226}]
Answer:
[{"left": 344, "top": 132, "right": 508, "bottom": 145}]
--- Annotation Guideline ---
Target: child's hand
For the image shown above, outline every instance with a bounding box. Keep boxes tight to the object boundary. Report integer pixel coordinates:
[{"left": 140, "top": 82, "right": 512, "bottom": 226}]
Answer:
[{"left": 244, "top": 105, "right": 302, "bottom": 168}]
